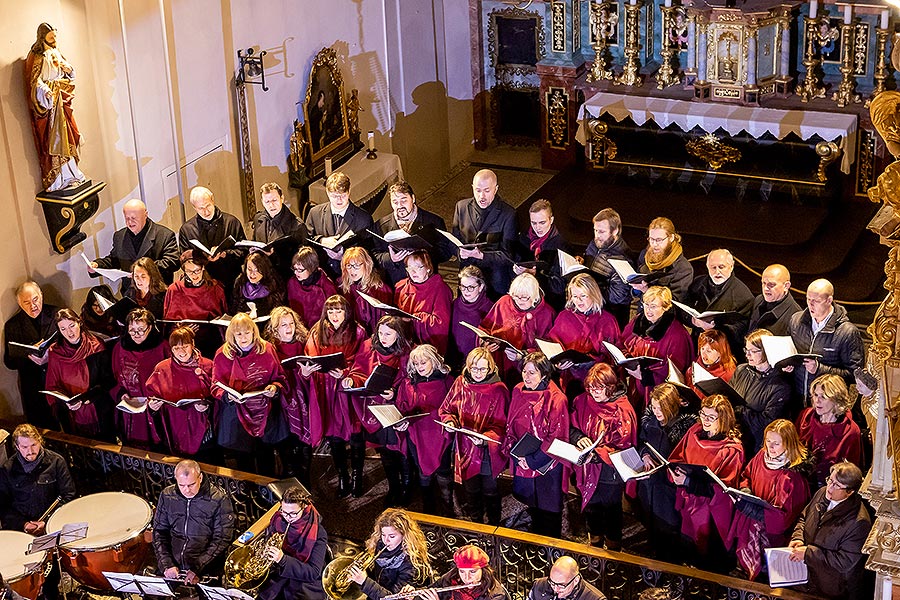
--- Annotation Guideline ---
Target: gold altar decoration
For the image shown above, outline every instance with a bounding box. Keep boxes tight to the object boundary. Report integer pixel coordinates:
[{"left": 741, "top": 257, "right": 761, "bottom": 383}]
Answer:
[
  {"left": 586, "top": 118, "right": 617, "bottom": 167},
  {"left": 833, "top": 18, "right": 862, "bottom": 107},
  {"left": 871, "top": 26, "right": 891, "bottom": 101},
  {"left": 615, "top": 0, "right": 644, "bottom": 87},
  {"left": 798, "top": 15, "right": 826, "bottom": 102},
  {"left": 685, "top": 133, "right": 741, "bottom": 170},
  {"left": 656, "top": 4, "right": 682, "bottom": 89},
  {"left": 814, "top": 141, "right": 841, "bottom": 182},
  {"left": 587, "top": 1, "right": 615, "bottom": 82}
]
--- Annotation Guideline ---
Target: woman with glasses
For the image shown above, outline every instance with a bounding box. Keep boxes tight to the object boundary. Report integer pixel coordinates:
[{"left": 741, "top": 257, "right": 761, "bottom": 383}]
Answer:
[
  {"left": 146, "top": 327, "right": 215, "bottom": 460},
  {"left": 450, "top": 266, "right": 493, "bottom": 368},
  {"left": 438, "top": 348, "right": 509, "bottom": 525},
  {"left": 570, "top": 362, "right": 636, "bottom": 549},
  {"left": 669, "top": 394, "right": 745, "bottom": 569},
  {"left": 796, "top": 374, "right": 862, "bottom": 488},
  {"left": 394, "top": 251, "right": 453, "bottom": 354},
  {"left": 164, "top": 250, "right": 229, "bottom": 358},
  {"left": 481, "top": 272, "right": 555, "bottom": 384},
  {"left": 727, "top": 419, "right": 810, "bottom": 580},
  {"left": 126, "top": 257, "right": 166, "bottom": 320},
  {"left": 418, "top": 544, "right": 504, "bottom": 600},
  {"left": 504, "top": 351, "right": 569, "bottom": 538},
  {"left": 304, "top": 295, "right": 366, "bottom": 498},
  {"left": 111, "top": 308, "right": 169, "bottom": 449},
  {"left": 621, "top": 285, "right": 694, "bottom": 409},
  {"left": 340, "top": 247, "right": 393, "bottom": 334},
  {"left": 257, "top": 486, "right": 328, "bottom": 600},
  {"left": 230, "top": 252, "right": 285, "bottom": 318},
  {"left": 286, "top": 246, "right": 338, "bottom": 328},
  {"left": 396, "top": 344, "right": 454, "bottom": 516},
  {"left": 729, "top": 329, "right": 792, "bottom": 454}
]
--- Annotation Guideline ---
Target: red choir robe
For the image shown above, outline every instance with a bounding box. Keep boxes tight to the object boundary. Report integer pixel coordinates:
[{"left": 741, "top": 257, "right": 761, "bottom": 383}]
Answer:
[
  {"left": 687, "top": 360, "right": 735, "bottom": 400},
  {"left": 796, "top": 407, "right": 862, "bottom": 486},
  {"left": 548, "top": 308, "right": 621, "bottom": 387},
  {"left": 438, "top": 375, "right": 509, "bottom": 483},
  {"left": 286, "top": 270, "right": 338, "bottom": 327},
  {"left": 450, "top": 293, "right": 493, "bottom": 362},
  {"left": 571, "top": 391, "right": 637, "bottom": 510},
  {"left": 145, "top": 352, "right": 214, "bottom": 456},
  {"left": 45, "top": 332, "right": 110, "bottom": 437},
  {"left": 395, "top": 373, "right": 453, "bottom": 476},
  {"left": 111, "top": 334, "right": 170, "bottom": 448},
  {"left": 164, "top": 279, "right": 229, "bottom": 357},
  {"left": 273, "top": 338, "right": 318, "bottom": 446},
  {"left": 504, "top": 381, "right": 570, "bottom": 496},
  {"left": 481, "top": 295, "right": 555, "bottom": 383},
  {"left": 669, "top": 422, "right": 745, "bottom": 555},
  {"left": 211, "top": 342, "right": 286, "bottom": 447},
  {"left": 304, "top": 323, "right": 366, "bottom": 441},
  {"left": 346, "top": 280, "right": 393, "bottom": 334},
  {"left": 345, "top": 339, "right": 409, "bottom": 451},
  {"left": 621, "top": 309, "right": 695, "bottom": 409},
  {"left": 727, "top": 450, "right": 811, "bottom": 579},
  {"left": 394, "top": 275, "right": 453, "bottom": 355}
]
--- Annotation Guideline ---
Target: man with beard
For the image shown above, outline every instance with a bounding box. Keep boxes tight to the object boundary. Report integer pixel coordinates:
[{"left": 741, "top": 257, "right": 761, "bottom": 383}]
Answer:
[
  {"left": 680, "top": 248, "right": 754, "bottom": 357},
  {"left": 4, "top": 282, "right": 60, "bottom": 429},
  {"left": 583, "top": 208, "right": 634, "bottom": 328},
  {"left": 632, "top": 217, "right": 693, "bottom": 303},
  {"left": 748, "top": 264, "right": 801, "bottom": 336},
  {"left": 251, "top": 182, "right": 308, "bottom": 279},
  {"left": 372, "top": 180, "right": 450, "bottom": 286},
  {"left": 179, "top": 186, "right": 247, "bottom": 290}
]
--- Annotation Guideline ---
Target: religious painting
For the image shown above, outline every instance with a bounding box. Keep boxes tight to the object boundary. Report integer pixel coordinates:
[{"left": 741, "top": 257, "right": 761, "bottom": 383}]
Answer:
[
  {"left": 492, "top": 12, "right": 542, "bottom": 68},
  {"left": 303, "top": 48, "right": 350, "bottom": 164},
  {"left": 818, "top": 17, "right": 842, "bottom": 63},
  {"left": 670, "top": 6, "right": 688, "bottom": 52}
]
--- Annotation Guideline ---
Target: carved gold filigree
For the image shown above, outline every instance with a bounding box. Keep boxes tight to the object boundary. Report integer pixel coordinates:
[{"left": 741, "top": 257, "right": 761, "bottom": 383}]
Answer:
[
  {"left": 546, "top": 87, "right": 569, "bottom": 149},
  {"left": 614, "top": 0, "right": 644, "bottom": 87},
  {"left": 814, "top": 141, "right": 841, "bottom": 182},
  {"left": 587, "top": 119, "right": 617, "bottom": 166},
  {"left": 685, "top": 133, "right": 741, "bottom": 170},
  {"left": 833, "top": 20, "right": 862, "bottom": 107}
]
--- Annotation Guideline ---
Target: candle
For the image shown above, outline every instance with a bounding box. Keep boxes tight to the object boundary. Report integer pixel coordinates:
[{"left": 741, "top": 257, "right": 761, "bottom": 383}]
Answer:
[
  {"left": 665, "top": 0, "right": 671, "bottom": 7},
  {"left": 882, "top": 9, "right": 889, "bottom": 30},
  {"left": 809, "top": 0, "right": 817, "bottom": 19},
  {"left": 367, "top": 131, "right": 375, "bottom": 151},
  {"left": 844, "top": 4, "right": 852, "bottom": 24},
  {"left": 325, "top": 158, "right": 332, "bottom": 176},
  {"left": 629, "top": 0, "right": 636, "bottom": 5}
]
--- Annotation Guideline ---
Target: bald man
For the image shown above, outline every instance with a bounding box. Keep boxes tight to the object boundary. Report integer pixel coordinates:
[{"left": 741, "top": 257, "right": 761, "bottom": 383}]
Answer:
[
  {"left": 680, "top": 248, "right": 754, "bottom": 357},
  {"left": 451, "top": 169, "right": 517, "bottom": 299},
  {"left": 788, "top": 279, "right": 864, "bottom": 399},
  {"left": 527, "top": 556, "right": 606, "bottom": 600},
  {"left": 178, "top": 186, "right": 246, "bottom": 289},
  {"left": 748, "top": 264, "right": 801, "bottom": 336},
  {"left": 92, "top": 199, "right": 179, "bottom": 286}
]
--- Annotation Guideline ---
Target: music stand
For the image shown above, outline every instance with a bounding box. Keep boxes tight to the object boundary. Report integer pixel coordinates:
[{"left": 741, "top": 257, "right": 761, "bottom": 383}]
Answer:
[
  {"left": 27, "top": 521, "right": 88, "bottom": 600},
  {"left": 103, "top": 572, "right": 176, "bottom": 597},
  {"left": 199, "top": 584, "right": 254, "bottom": 600}
]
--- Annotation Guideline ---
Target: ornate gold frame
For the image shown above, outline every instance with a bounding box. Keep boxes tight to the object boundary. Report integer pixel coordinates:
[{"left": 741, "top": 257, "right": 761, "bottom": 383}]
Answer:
[{"left": 303, "top": 47, "right": 351, "bottom": 167}]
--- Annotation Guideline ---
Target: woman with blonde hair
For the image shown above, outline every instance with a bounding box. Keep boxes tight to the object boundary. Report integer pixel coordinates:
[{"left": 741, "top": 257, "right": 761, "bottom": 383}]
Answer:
[
  {"left": 211, "top": 313, "right": 287, "bottom": 475},
  {"left": 796, "top": 373, "right": 862, "bottom": 487},
  {"left": 727, "top": 419, "right": 811, "bottom": 579},
  {"left": 347, "top": 508, "right": 433, "bottom": 599},
  {"left": 341, "top": 246, "right": 393, "bottom": 333}
]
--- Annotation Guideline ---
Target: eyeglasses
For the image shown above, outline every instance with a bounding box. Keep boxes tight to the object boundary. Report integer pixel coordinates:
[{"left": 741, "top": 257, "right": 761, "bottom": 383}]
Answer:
[
  {"left": 548, "top": 575, "right": 578, "bottom": 589},
  {"left": 648, "top": 236, "right": 668, "bottom": 244},
  {"left": 511, "top": 294, "right": 533, "bottom": 303},
  {"left": 826, "top": 476, "right": 848, "bottom": 490},
  {"left": 699, "top": 411, "right": 719, "bottom": 421},
  {"left": 184, "top": 267, "right": 203, "bottom": 277},
  {"left": 642, "top": 302, "right": 661, "bottom": 310},
  {"left": 128, "top": 326, "right": 150, "bottom": 336},
  {"left": 744, "top": 347, "right": 763, "bottom": 355},
  {"left": 346, "top": 263, "right": 364, "bottom": 270},
  {"left": 281, "top": 508, "right": 304, "bottom": 518},
  {"left": 469, "top": 365, "right": 490, "bottom": 373},
  {"left": 459, "top": 284, "right": 481, "bottom": 293},
  {"left": 292, "top": 265, "right": 308, "bottom": 273}
]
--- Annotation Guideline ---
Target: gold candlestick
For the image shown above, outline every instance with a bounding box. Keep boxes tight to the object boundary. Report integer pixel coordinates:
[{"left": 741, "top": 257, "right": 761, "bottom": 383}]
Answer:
[
  {"left": 832, "top": 18, "right": 861, "bottom": 107},
  {"left": 587, "top": 1, "right": 614, "bottom": 82},
  {"left": 615, "top": 0, "right": 644, "bottom": 86},
  {"left": 871, "top": 27, "right": 891, "bottom": 98},
  {"left": 656, "top": 4, "right": 681, "bottom": 89},
  {"left": 797, "top": 16, "right": 825, "bottom": 102}
]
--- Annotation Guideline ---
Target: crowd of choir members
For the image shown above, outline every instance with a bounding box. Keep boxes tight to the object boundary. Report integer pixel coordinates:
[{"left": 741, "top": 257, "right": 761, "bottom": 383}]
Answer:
[{"left": 2, "top": 169, "right": 875, "bottom": 596}]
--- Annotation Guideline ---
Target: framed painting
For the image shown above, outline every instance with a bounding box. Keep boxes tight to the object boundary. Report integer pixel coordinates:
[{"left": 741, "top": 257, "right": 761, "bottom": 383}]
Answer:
[{"left": 303, "top": 48, "right": 351, "bottom": 165}]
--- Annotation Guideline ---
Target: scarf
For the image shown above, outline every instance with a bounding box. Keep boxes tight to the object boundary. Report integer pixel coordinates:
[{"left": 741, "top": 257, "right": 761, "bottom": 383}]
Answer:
[
  {"left": 764, "top": 451, "right": 789, "bottom": 470},
  {"left": 273, "top": 505, "right": 321, "bottom": 562},
  {"left": 174, "top": 348, "right": 211, "bottom": 387},
  {"left": 242, "top": 281, "right": 271, "bottom": 300},
  {"left": 18, "top": 449, "right": 44, "bottom": 473},
  {"left": 644, "top": 238, "right": 683, "bottom": 271},
  {"left": 375, "top": 542, "right": 409, "bottom": 570},
  {"left": 528, "top": 225, "right": 558, "bottom": 259},
  {"left": 53, "top": 331, "right": 104, "bottom": 364},
  {"left": 632, "top": 308, "right": 676, "bottom": 341}
]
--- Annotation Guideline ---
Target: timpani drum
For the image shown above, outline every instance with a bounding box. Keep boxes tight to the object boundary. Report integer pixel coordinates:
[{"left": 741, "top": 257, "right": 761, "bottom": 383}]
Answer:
[
  {"left": 0, "top": 530, "right": 48, "bottom": 600},
  {"left": 46, "top": 492, "right": 152, "bottom": 590}
]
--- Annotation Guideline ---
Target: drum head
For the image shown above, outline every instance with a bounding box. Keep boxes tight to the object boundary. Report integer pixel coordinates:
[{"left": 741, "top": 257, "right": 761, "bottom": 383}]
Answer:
[
  {"left": 46, "top": 492, "right": 152, "bottom": 550},
  {"left": 0, "top": 531, "right": 46, "bottom": 581}
]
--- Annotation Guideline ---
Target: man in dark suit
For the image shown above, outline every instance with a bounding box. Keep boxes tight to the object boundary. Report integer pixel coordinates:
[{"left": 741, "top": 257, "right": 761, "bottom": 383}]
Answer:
[
  {"left": 304, "top": 172, "right": 374, "bottom": 278},
  {"left": 179, "top": 186, "right": 247, "bottom": 290},
  {"left": 90, "top": 199, "right": 179, "bottom": 286},
  {"left": 3, "top": 281, "right": 60, "bottom": 429},
  {"left": 748, "top": 263, "right": 801, "bottom": 336},
  {"left": 452, "top": 169, "right": 517, "bottom": 299},
  {"left": 372, "top": 180, "right": 451, "bottom": 285},
  {"left": 251, "top": 181, "right": 308, "bottom": 279}
]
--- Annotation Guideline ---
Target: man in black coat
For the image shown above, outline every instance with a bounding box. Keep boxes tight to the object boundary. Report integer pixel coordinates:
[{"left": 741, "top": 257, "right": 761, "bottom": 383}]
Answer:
[
  {"left": 305, "top": 172, "right": 374, "bottom": 279},
  {"left": 748, "top": 263, "right": 801, "bottom": 336},
  {"left": 179, "top": 186, "right": 247, "bottom": 290},
  {"left": 152, "top": 459, "right": 235, "bottom": 583},
  {"left": 583, "top": 208, "right": 635, "bottom": 329},
  {"left": 633, "top": 217, "right": 693, "bottom": 303},
  {"left": 251, "top": 182, "right": 308, "bottom": 280},
  {"left": 512, "top": 199, "right": 572, "bottom": 311},
  {"left": 372, "top": 180, "right": 451, "bottom": 286},
  {"left": 527, "top": 556, "right": 607, "bottom": 600},
  {"left": 3, "top": 282, "right": 60, "bottom": 429},
  {"left": 452, "top": 169, "right": 517, "bottom": 299},
  {"left": 90, "top": 199, "right": 180, "bottom": 287}
]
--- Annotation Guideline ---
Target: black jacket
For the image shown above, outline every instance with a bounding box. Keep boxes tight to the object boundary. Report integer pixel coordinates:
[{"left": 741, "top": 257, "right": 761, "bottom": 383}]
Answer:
[
  {"left": 452, "top": 196, "right": 517, "bottom": 299},
  {"left": 729, "top": 363, "right": 792, "bottom": 452},
  {"left": 513, "top": 229, "right": 572, "bottom": 311},
  {"left": 791, "top": 486, "right": 872, "bottom": 599},
  {"left": 788, "top": 304, "right": 864, "bottom": 398},
  {"left": 178, "top": 209, "right": 247, "bottom": 290},
  {"left": 359, "top": 543, "right": 419, "bottom": 600},
  {"left": 94, "top": 220, "right": 180, "bottom": 284},
  {"left": 748, "top": 292, "right": 802, "bottom": 337},
  {"left": 258, "top": 513, "right": 328, "bottom": 600},
  {"left": 682, "top": 274, "right": 754, "bottom": 357},
  {"left": 304, "top": 202, "right": 374, "bottom": 278},
  {"left": 251, "top": 205, "right": 308, "bottom": 279},
  {"left": 0, "top": 448, "right": 76, "bottom": 531},
  {"left": 636, "top": 249, "right": 694, "bottom": 302},
  {"left": 372, "top": 208, "right": 450, "bottom": 285},
  {"left": 584, "top": 236, "right": 635, "bottom": 307},
  {"left": 152, "top": 477, "right": 235, "bottom": 574},
  {"left": 527, "top": 577, "right": 607, "bottom": 600},
  {"left": 3, "top": 304, "right": 60, "bottom": 428}
]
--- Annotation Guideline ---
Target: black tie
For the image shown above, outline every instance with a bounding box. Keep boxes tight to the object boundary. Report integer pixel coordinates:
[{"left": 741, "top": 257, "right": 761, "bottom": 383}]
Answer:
[{"left": 333, "top": 212, "right": 344, "bottom": 234}]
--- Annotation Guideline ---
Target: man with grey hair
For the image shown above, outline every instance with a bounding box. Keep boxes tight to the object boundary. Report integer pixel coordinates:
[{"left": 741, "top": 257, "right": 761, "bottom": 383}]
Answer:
[
  {"left": 178, "top": 186, "right": 246, "bottom": 288},
  {"left": 527, "top": 556, "right": 606, "bottom": 600},
  {"left": 3, "top": 281, "right": 60, "bottom": 428}
]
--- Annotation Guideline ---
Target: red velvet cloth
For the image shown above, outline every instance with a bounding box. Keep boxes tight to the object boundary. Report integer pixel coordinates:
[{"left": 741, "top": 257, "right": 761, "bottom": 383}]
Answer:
[
  {"left": 45, "top": 333, "right": 105, "bottom": 436},
  {"left": 548, "top": 308, "right": 621, "bottom": 385},
  {"left": 438, "top": 376, "right": 509, "bottom": 483},
  {"left": 621, "top": 314, "right": 695, "bottom": 409},
  {"left": 481, "top": 295, "right": 555, "bottom": 382},
  {"left": 394, "top": 275, "right": 453, "bottom": 355},
  {"left": 273, "top": 339, "right": 317, "bottom": 445},
  {"left": 111, "top": 340, "right": 169, "bottom": 447},
  {"left": 145, "top": 354, "right": 214, "bottom": 456},
  {"left": 164, "top": 279, "right": 228, "bottom": 320},
  {"left": 345, "top": 340, "right": 409, "bottom": 449},
  {"left": 571, "top": 391, "right": 637, "bottom": 510},
  {"left": 304, "top": 324, "right": 366, "bottom": 441},
  {"left": 396, "top": 374, "right": 453, "bottom": 476},
  {"left": 504, "top": 381, "right": 569, "bottom": 494},
  {"left": 211, "top": 342, "right": 285, "bottom": 437},
  {"left": 669, "top": 422, "right": 745, "bottom": 554},
  {"left": 450, "top": 293, "right": 493, "bottom": 360},
  {"left": 796, "top": 407, "right": 862, "bottom": 486},
  {"left": 286, "top": 270, "right": 338, "bottom": 327},
  {"left": 346, "top": 281, "right": 393, "bottom": 334}
]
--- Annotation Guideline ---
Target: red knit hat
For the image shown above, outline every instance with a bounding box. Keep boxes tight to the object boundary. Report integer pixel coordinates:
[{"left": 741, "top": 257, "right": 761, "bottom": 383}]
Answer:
[{"left": 453, "top": 545, "right": 489, "bottom": 569}]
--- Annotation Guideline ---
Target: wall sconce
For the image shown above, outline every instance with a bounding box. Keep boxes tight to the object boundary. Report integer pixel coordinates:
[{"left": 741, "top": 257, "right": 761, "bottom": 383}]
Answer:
[{"left": 237, "top": 48, "right": 268, "bottom": 91}]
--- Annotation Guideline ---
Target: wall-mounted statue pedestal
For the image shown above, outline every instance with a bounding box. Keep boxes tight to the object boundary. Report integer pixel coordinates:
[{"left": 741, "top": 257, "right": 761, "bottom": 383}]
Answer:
[{"left": 36, "top": 180, "right": 105, "bottom": 254}]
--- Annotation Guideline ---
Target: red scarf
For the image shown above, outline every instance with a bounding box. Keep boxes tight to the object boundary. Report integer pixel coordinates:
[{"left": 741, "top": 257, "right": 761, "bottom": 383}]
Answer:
[
  {"left": 271, "top": 505, "right": 321, "bottom": 562},
  {"left": 528, "top": 225, "right": 558, "bottom": 259},
  {"left": 52, "top": 331, "right": 104, "bottom": 363}
]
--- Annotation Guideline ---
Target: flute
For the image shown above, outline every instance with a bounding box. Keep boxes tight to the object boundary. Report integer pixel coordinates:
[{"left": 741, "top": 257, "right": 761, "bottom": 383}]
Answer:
[{"left": 382, "top": 583, "right": 478, "bottom": 600}]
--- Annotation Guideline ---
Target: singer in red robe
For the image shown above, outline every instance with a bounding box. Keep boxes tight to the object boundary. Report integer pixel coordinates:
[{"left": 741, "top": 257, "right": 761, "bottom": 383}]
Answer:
[
  {"left": 796, "top": 374, "right": 862, "bottom": 487},
  {"left": 340, "top": 247, "right": 393, "bottom": 334},
  {"left": 164, "top": 251, "right": 229, "bottom": 357},
  {"left": 286, "top": 246, "right": 338, "bottom": 328},
  {"left": 394, "top": 252, "right": 453, "bottom": 355}
]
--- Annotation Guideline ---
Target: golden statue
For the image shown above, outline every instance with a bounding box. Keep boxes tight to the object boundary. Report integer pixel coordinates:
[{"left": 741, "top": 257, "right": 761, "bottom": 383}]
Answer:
[
  {"left": 346, "top": 88, "right": 362, "bottom": 140},
  {"left": 289, "top": 118, "right": 308, "bottom": 173}
]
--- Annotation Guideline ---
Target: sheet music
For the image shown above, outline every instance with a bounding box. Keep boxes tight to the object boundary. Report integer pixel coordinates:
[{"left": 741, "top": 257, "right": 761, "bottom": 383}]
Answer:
[{"left": 765, "top": 547, "right": 808, "bottom": 587}]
